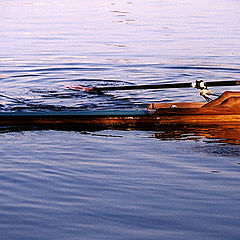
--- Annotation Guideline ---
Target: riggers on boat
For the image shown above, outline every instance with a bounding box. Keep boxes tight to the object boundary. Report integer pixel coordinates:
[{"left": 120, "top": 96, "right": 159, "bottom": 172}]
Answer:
[{"left": 0, "top": 102, "right": 240, "bottom": 129}]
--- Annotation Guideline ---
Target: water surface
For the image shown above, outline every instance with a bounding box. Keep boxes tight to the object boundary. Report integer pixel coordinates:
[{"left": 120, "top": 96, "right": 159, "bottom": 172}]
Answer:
[{"left": 0, "top": 0, "right": 240, "bottom": 239}]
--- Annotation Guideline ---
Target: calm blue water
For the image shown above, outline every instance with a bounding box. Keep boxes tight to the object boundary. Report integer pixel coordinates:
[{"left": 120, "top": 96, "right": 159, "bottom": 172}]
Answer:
[{"left": 1, "top": 0, "right": 240, "bottom": 239}]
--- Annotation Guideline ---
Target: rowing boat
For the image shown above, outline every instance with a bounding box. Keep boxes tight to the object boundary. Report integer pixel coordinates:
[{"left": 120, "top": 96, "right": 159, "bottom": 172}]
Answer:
[{"left": 0, "top": 102, "right": 240, "bottom": 129}]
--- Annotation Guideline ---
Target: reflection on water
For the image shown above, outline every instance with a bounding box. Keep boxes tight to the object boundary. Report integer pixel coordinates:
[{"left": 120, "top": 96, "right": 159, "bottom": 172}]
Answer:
[
  {"left": 1, "top": 124, "right": 240, "bottom": 147},
  {"left": 154, "top": 125, "right": 240, "bottom": 145}
]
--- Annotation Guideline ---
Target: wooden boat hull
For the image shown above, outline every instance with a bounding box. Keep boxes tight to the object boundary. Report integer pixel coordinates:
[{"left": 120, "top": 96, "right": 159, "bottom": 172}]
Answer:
[
  {"left": 0, "top": 110, "right": 151, "bottom": 129},
  {"left": 0, "top": 102, "right": 240, "bottom": 129}
]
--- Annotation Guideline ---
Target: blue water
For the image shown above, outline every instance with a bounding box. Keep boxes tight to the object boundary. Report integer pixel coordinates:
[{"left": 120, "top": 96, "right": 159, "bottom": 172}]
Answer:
[{"left": 1, "top": 0, "right": 240, "bottom": 239}]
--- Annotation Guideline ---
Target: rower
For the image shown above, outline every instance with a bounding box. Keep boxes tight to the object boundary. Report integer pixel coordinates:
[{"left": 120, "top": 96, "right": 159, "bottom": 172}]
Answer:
[{"left": 202, "top": 91, "right": 240, "bottom": 108}]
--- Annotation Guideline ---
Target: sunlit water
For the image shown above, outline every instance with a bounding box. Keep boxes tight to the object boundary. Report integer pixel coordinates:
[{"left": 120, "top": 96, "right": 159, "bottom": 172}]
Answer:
[{"left": 0, "top": 0, "right": 240, "bottom": 239}]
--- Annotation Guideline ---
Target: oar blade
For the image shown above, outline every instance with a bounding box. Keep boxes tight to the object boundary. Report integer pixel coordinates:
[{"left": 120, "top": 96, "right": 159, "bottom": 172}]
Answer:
[{"left": 64, "top": 85, "right": 94, "bottom": 92}]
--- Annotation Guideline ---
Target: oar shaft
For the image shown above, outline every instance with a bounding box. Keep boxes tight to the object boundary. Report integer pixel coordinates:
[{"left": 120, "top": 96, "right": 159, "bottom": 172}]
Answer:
[
  {"left": 94, "top": 82, "right": 192, "bottom": 91},
  {"left": 206, "top": 80, "right": 240, "bottom": 87},
  {"left": 93, "top": 80, "right": 240, "bottom": 92}
]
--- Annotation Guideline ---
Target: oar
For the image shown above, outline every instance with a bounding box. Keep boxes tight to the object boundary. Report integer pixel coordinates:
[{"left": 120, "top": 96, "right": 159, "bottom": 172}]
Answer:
[{"left": 65, "top": 80, "right": 240, "bottom": 93}]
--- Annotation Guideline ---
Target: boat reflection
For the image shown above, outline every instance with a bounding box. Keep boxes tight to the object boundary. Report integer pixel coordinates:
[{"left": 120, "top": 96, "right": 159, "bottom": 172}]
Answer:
[
  {"left": 154, "top": 125, "right": 240, "bottom": 145},
  {"left": 0, "top": 124, "right": 240, "bottom": 145}
]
